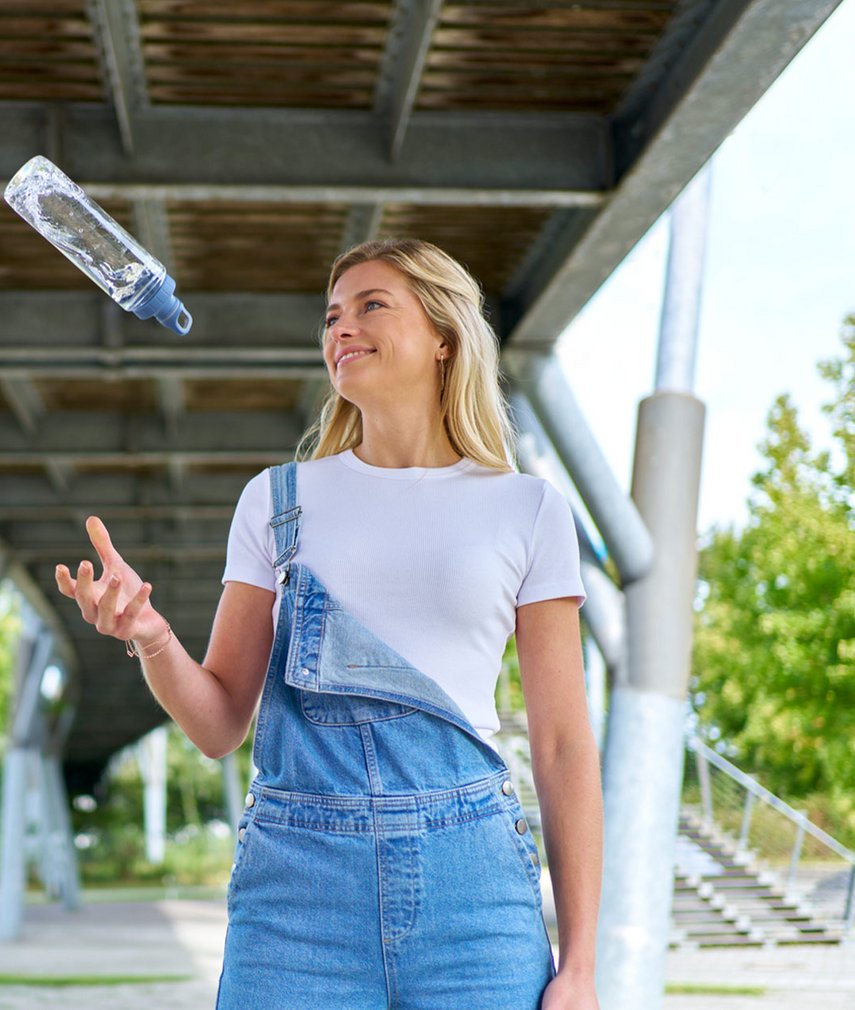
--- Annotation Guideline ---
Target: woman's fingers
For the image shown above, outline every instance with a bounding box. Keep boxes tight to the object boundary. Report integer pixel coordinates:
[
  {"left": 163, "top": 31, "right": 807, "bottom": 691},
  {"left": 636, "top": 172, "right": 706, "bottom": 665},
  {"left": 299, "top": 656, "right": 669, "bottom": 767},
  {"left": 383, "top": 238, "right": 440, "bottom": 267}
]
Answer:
[
  {"left": 55, "top": 519, "right": 153, "bottom": 642},
  {"left": 75, "top": 559, "right": 99, "bottom": 623},
  {"left": 118, "top": 582, "right": 153, "bottom": 634},
  {"left": 95, "top": 574, "right": 122, "bottom": 634},
  {"left": 55, "top": 563, "right": 77, "bottom": 598},
  {"left": 85, "top": 515, "right": 120, "bottom": 573}
]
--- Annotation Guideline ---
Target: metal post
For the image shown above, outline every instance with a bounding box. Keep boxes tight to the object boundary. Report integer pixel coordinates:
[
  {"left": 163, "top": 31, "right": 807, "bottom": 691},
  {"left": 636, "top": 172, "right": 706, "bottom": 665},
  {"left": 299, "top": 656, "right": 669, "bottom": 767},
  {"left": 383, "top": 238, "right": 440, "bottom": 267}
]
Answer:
[
  {"left": 844, "top": 865, "right": 855, "bottom": 930},
  {"left": 696, "top": 748, "right": 713, "bottom": 827},
  {"left": 506, "top": 356, "right": 654, "bottom": 586},
  {"left": 738, "top": 791, "right": 756, "bottom": 855},
  {"left": 596, "top": 163, "right": 711, "bottom": 1010},
  {"left": 786, "top": 813, "right": 807, "bottom": 894}
]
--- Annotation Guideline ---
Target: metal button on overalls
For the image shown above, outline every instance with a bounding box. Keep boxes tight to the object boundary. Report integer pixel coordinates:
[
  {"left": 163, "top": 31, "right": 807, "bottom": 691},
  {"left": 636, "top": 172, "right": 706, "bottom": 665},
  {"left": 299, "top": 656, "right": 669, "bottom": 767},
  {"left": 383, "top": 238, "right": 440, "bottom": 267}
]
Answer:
[
  {"left": 244, "top": 792, "right": 255, "bottom": 808},
  {"left": 501, "top": 779, "right": 514, "bottom": 795},
  {"left": 238, "top": 827, "right": 246, "bottom": 842},
  {"left": 515, "top": 818, "right": 528, "bottom": 834}
]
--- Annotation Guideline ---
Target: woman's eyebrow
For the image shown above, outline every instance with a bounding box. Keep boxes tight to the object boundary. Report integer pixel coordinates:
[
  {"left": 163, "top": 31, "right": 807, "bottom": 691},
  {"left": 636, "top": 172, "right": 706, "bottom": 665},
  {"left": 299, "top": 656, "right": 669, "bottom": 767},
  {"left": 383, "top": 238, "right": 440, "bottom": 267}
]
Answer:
[{"left": 326, "top": 288, "right": 393, "bottom": 313}]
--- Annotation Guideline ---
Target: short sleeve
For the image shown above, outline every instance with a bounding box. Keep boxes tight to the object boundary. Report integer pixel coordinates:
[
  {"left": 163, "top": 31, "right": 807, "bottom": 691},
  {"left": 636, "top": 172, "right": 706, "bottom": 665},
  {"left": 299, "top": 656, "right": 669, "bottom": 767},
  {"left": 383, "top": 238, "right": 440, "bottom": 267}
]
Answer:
[
  {"left": 516, "top": 480, "right": 587, "bottom": 608},
  {"left": 221, "top": 469, "right": 277, "bottom": 591}
]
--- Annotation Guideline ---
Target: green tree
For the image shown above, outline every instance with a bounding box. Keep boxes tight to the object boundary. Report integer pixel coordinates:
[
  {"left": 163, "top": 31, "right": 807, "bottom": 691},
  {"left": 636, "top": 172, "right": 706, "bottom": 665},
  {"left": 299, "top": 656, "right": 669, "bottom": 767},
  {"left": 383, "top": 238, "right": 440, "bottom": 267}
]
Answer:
[{"left": 692, "top": 318, "right": 855, "bottom": 841}]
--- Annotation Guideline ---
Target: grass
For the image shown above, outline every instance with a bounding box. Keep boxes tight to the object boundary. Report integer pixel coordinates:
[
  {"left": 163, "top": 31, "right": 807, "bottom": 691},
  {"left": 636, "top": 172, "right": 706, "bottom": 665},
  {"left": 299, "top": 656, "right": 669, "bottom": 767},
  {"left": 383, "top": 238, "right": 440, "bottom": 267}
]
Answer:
[
  {"left": 0, "top": 973, "right": 194, "bottom": 987},
  {"left": 24, "top": 883, "right": 226, "bottom": 904},
  {"left": 666, "top": 982, "right": 767, "bottom": 996}
]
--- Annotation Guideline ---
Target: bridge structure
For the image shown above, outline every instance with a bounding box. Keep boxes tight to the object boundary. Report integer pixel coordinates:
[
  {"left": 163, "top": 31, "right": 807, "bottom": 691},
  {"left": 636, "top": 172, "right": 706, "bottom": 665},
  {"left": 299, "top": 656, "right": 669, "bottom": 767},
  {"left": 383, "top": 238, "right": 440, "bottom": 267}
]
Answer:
[{"left": 0, "top": 2, "right": 843, "bottom": 1006}]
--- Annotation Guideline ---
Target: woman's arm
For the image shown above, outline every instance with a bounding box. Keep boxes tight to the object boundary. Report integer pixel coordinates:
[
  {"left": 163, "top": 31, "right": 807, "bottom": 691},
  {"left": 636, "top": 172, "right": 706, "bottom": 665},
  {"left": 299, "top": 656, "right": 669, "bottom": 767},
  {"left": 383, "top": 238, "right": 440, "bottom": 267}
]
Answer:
[
  {"left": 515, "top": 596, "right": 602, "bottom": 1002},
  {"left": 56, "top": 515, "right": 274, "bottom": 759}
]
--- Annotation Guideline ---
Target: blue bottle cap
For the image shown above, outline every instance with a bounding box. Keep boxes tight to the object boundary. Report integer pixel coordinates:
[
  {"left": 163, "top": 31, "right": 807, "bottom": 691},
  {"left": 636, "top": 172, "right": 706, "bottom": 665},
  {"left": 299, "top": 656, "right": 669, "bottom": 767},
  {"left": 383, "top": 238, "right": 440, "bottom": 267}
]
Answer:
[{"left": 132, "top": 274, "right": 193, "bottom": 334}]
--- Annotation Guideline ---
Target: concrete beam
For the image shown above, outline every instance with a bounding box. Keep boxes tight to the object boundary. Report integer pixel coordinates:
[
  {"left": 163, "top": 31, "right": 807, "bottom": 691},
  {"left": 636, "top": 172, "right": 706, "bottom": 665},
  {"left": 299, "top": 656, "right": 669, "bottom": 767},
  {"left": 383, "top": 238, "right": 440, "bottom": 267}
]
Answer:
[
  {"left": 0, "top": 106, "right": 610, "bottom": 200},
  {"left": 0, "top": 409, "right": 301, "bottom": 460},
  {"left": 156, "top": 377, "right": 185, "bottom": 438},
  {"left": 0, "top": 378, "right": 46, "bottom": 434},
  {"left": 132, "top": 199, "right": 176, "bottom": 276},
  {"left": 375, "top": 0, "right": 444, "bottom": 159},
  {"left": 506, "top": 0, "right": 844, "bottom": 346},
  {"left": 0, "top": 291, "right": 326, "bottom": 349},
  {"left": 0, "top": 472, "right": 253, "bottom": 509},
  {"left": 339, "top": 203, "right": 385, "bottom": 254},
  {"left": 86, "top": 0, "right": 148, "bottom": 155}
]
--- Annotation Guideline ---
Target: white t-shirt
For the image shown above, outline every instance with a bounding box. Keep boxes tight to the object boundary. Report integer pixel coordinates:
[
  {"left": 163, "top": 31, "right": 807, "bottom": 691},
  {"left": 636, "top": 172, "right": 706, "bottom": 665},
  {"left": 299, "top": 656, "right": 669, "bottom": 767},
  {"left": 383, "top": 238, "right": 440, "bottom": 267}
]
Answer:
[{"left": 222, "top": 448, "right": 587, "bottom": 750}]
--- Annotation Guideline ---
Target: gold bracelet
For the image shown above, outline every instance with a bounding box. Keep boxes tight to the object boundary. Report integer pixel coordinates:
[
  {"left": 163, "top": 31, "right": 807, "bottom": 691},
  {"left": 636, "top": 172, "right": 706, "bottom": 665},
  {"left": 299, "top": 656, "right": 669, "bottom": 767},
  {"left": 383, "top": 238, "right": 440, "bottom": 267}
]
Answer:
[{"left": 126, "top": 622, "right": 172, "bottom": 660}]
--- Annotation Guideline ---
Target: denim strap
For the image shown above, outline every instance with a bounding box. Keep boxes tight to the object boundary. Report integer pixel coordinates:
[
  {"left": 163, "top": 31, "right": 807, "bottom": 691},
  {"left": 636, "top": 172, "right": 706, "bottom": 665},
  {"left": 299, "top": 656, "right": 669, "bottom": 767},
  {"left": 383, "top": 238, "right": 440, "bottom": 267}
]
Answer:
[{"left": 268, "top": 461, "right": 301, "bottom": 585}]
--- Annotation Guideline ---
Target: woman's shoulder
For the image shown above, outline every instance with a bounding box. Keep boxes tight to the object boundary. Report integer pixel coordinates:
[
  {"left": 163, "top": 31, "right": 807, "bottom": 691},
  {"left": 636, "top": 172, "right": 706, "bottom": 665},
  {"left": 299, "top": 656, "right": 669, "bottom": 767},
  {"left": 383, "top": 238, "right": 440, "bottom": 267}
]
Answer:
[{"left": 465, "top": 460, "right": 549, "bottom": 491}]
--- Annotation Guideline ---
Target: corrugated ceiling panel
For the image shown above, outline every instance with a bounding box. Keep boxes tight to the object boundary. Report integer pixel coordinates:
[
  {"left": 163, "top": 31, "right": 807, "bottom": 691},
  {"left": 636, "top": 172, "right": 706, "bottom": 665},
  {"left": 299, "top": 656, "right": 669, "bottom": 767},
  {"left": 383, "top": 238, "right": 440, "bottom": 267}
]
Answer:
[
  {"left": 138, "top": 0, "right": 394, "bottom": 108},
  {"left": 168, "top": 201, "right": 349, "bottom": 291},
  {"left": 378, "top": 204, "right": 554, "bottom": 292},
  {"left": 184, "top": 378, "right": 305, "bottom": 411},
  {"left": 419, "top": 1, "right": 677, "bottom": 112},
  {"left": 0, "top": 0, "right": 104, "bottom": 102}
]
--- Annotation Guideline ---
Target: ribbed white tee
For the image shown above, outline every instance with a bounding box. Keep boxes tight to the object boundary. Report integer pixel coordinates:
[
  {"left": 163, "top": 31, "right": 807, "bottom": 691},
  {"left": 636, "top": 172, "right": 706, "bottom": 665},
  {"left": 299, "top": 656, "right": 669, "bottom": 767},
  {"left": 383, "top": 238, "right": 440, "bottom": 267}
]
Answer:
[{"left": 222, "top": 449, "right": 586, "bottom": 751}]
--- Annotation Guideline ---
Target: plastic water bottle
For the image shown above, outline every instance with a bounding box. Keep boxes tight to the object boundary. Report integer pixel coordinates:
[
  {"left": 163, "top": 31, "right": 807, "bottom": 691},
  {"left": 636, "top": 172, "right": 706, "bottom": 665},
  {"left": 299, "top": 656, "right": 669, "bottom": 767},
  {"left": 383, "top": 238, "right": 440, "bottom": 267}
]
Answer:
[{"left": 3, "top": 155, "right": 192, "bottom": 334}]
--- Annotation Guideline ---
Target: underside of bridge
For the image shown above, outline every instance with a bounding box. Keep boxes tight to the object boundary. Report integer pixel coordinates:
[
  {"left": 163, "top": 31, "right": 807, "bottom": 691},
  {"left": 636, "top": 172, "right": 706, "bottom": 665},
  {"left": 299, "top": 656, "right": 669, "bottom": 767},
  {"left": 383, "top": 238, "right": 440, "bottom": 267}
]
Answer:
[{"left": 0, "top": 0, "right": 840, "bottom": 794}]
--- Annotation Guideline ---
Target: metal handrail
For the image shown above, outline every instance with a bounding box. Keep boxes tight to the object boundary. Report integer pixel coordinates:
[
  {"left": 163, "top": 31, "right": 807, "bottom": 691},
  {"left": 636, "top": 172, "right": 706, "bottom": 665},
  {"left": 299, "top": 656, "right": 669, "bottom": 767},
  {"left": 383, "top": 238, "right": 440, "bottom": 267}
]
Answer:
[{"left": 688, "top": 737, "right": 855, "bottom": 865}]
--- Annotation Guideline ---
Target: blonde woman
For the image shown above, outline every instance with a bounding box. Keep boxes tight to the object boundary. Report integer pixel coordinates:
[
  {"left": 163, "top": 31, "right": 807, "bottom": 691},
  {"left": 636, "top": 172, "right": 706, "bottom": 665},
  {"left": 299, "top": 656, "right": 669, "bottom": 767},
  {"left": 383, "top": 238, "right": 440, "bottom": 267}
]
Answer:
[{"left": 56, "top": 239, "right": 602, "bottom": 1010}]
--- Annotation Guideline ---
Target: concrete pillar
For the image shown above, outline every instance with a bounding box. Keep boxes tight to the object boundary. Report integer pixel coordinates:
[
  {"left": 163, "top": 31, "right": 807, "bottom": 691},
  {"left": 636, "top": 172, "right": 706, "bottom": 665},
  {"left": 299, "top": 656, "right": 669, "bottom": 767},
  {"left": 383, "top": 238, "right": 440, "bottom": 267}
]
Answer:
[
  {"left": 221, "top": 751, "right": 244, "bottom": 829},
  {"left": 138, "top": 725, "right": 168, "bottom": 865},
  {"left": 596, "top": 163, "right": 710, "bottom": 1010},
  {"left": 0, "top": 747, "right": 32, "bottom": 939},
  {"left": 596, "top": 393, "right": 705, "bottom": 1009},
  {"left": 38, "top": 752, "right": 80, "bottom": 908}
]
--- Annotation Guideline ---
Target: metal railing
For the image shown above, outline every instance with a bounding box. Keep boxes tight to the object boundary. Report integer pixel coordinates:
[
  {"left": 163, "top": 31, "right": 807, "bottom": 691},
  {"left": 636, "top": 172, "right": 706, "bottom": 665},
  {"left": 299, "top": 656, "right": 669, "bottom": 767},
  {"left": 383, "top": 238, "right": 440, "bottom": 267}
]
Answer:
[{"left": 684, "top": 737, "right": 855, "bottom": 933}]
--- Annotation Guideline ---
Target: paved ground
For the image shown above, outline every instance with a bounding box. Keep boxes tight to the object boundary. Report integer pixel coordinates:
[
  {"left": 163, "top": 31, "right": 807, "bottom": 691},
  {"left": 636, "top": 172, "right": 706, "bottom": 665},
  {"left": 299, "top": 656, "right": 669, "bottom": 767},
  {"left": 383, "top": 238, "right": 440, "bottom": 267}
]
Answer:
[{"left": 0, "top": 894, "right": 853, "bottom": 1009}]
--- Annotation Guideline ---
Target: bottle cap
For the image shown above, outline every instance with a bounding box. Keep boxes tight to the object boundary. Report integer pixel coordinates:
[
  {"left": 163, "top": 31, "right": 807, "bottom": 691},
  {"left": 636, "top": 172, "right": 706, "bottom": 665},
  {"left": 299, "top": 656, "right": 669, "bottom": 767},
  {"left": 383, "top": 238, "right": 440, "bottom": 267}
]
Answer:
[{"left": 132, "top": 274, "right": 193, "bottom": 334}]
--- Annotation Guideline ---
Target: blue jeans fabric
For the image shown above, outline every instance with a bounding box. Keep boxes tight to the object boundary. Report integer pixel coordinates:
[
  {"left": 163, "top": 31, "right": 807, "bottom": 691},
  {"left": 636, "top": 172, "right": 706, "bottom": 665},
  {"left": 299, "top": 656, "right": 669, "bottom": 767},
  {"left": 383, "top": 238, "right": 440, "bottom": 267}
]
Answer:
[{"left": 215, "top": 462, "right": 556, "bottom": 1009}]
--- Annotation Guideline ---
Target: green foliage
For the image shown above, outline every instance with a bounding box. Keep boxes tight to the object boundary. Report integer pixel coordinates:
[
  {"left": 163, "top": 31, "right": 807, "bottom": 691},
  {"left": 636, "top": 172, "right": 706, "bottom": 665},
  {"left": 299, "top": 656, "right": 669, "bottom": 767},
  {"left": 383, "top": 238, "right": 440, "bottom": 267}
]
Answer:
[
  {"left": 499, "top": 634, "right": 525, "bottom": 710},
  {"left": 692, "top": 318, "right": 855, "bottom": 844},
  {"left": 70, "top": 720, "right": 253, "bottom": 887},
  {"left": 0, "top": 585, "right": 22, "bottom": 758}
]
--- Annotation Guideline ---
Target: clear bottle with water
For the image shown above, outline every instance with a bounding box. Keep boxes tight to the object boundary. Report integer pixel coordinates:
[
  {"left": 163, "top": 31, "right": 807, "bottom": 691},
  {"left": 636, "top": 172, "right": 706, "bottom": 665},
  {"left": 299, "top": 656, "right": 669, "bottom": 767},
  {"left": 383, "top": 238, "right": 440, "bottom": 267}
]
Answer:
[{"left": 4, "top": 155, "right": 192, "bottom": 334}]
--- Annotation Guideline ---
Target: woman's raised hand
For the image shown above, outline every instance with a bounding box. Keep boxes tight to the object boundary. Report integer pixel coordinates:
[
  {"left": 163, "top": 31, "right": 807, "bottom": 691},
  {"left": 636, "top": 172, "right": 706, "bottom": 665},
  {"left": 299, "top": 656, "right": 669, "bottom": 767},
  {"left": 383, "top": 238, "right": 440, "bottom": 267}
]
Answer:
[{"left": 55, "top": 516, "right": 167, "bottom": 646}]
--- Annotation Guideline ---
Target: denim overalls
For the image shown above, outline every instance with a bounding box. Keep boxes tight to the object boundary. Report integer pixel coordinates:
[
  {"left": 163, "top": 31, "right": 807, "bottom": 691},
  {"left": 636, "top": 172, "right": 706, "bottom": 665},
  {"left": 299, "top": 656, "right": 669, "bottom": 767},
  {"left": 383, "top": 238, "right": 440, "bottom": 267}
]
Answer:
[{"left": 215, "top": 461, "right": 557, "bottom": 1009}]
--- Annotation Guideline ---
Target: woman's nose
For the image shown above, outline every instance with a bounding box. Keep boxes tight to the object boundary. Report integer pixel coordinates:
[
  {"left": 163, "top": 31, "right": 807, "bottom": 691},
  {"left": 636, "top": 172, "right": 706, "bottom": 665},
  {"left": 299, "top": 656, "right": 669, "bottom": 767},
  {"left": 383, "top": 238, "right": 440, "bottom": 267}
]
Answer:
[{"left": 329, "top": 314, "right": 359, "bottom": 340}]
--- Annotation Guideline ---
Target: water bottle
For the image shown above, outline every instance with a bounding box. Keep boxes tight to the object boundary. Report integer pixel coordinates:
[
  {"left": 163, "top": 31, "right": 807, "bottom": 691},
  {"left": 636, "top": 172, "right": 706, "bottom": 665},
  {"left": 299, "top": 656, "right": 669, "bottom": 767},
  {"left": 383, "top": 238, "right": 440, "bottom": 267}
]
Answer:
[{"left": 3, "top": 155, "right": 192, "bottom": 334}]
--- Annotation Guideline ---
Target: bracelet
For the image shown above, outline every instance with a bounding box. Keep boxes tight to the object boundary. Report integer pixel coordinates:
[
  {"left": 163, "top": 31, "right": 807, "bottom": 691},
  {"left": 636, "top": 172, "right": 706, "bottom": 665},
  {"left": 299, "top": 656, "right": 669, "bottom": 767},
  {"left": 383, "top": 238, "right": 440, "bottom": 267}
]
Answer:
[{"left": 126, "top": 622, "right": 172, "bottom": 660}]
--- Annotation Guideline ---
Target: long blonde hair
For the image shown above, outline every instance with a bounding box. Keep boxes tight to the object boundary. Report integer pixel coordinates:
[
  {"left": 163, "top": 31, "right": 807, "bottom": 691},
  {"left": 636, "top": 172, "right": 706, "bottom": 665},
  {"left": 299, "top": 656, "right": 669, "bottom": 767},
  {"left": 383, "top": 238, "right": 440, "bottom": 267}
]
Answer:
[{"left": 294, "top": 238, "right": 517, "bottom": 472}]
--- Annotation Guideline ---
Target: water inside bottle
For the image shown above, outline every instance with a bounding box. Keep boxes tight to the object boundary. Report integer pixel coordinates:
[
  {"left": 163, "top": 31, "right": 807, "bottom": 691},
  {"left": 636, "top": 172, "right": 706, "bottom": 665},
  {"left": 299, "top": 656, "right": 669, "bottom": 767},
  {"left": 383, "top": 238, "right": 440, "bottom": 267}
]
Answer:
[{"left": 6, "top": 157, "right": 165, "bottom": 309}]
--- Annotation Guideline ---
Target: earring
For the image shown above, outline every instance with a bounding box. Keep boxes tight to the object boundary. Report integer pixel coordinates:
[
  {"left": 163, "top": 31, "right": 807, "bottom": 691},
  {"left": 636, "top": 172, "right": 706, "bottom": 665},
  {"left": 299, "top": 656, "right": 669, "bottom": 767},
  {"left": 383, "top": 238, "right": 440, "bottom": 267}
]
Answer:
[{"left": 438, "top": 356, "right": 446, "bottom": 393}]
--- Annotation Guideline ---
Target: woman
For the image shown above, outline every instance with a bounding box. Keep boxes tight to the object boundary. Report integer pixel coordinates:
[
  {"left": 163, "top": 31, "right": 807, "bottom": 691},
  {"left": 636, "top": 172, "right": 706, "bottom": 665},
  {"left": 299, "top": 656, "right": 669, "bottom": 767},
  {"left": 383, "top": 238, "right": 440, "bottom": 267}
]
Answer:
[{"left": 55, "top": 239, "right": 603, "bottom": 1010}]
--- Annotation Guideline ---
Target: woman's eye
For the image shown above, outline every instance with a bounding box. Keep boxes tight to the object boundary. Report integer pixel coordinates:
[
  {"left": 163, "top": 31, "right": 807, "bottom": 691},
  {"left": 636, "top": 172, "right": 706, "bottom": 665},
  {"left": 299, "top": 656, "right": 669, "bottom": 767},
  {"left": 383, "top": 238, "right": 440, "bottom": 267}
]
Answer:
[
  {"left": 325, "top": 315, "right": 338, "bottom": 328},
  {"left": 364, "top": 300, "right": 383, "bottom": 312}
]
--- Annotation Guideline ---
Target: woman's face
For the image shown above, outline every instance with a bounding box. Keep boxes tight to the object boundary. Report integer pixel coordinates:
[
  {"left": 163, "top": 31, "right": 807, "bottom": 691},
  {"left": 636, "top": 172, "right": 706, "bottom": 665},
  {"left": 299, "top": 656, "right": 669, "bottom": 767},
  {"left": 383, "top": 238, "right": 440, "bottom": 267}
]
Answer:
[{"left": 322, "top": 259, "right": 444, "bottom": 404}]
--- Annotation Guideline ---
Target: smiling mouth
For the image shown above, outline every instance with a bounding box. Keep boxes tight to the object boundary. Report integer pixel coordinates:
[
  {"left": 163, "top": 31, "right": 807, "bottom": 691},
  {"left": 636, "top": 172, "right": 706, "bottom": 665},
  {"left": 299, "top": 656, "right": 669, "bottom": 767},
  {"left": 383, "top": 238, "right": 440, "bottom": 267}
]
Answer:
[{"left": 337, "top": 350, "right": 376, "bottom": 368}]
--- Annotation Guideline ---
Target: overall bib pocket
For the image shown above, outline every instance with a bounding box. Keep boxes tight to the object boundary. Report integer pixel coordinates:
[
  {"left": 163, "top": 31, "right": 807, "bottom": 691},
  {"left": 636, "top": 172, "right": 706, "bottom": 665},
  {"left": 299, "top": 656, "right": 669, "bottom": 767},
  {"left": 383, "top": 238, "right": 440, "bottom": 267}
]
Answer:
[{"left": 300, "top": 689, "right": 418, "bottom": 726}]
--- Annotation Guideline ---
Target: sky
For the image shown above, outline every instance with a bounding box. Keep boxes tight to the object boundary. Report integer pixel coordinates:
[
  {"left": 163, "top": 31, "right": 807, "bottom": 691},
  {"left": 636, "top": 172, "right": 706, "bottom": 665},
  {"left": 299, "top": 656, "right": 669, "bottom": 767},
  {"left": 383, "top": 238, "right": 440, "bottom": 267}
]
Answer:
[{"left": 556, "top": 0, "right": 855, "bottom": 538}]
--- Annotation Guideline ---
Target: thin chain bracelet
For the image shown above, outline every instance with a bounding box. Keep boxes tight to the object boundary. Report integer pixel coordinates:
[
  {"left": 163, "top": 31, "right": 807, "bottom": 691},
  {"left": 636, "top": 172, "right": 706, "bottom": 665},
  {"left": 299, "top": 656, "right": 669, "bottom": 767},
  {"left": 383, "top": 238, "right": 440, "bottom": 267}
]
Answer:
[{"left": 126, "top": 622, "right": 172, "bottom": 660}]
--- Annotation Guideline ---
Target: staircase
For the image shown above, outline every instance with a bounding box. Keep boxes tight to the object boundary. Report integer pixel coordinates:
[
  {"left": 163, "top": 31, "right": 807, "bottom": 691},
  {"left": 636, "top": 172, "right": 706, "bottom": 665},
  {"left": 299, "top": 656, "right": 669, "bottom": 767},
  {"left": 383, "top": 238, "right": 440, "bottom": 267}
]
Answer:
[
  {"left": 492, "top": 714, "right": 853, "bottom": 949},
  {"left": 671, "top": 811, "right": 844, "bottom": 948}
]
